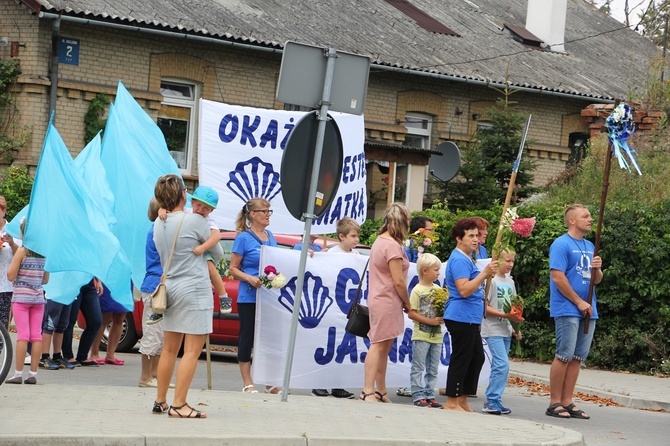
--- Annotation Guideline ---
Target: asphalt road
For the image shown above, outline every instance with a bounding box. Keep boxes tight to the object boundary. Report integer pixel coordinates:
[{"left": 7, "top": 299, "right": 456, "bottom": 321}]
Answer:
[{"left": 9, "top": 338, "right": 670, "bottom": 446}]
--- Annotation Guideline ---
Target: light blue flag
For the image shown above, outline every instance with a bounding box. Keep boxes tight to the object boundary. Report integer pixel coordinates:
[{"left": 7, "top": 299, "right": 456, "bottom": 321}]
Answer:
[
  {"left": 23, "top": 123, "right": 133, "bottom": 309},
  {"left": 101, "top": 81, "right": 181, "bottom": 288},
  {"left": 4, "top": 205, "right": 28, "bottom": 239},
  {"left": 74, "top": 132, "right": 116, "bottom": 227}
]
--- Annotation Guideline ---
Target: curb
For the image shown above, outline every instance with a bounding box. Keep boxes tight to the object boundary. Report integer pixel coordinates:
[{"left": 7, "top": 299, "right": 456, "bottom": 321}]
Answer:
[{"left": 510, "top": 371, "right": 670, "bottom": 412}]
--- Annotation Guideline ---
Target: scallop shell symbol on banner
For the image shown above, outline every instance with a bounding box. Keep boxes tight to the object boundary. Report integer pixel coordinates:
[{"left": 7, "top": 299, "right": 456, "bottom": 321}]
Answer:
[
  {"left": 226, "top": 156, "right": 282, "bottom": 203},
  {"left": 278, "top": 272, "right": 333, "bottom": 329}
]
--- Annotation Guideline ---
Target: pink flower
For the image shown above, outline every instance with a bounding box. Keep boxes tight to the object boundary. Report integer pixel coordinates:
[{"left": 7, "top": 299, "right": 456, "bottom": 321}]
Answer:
[
  {"left": 423, "top": 238, "right": 432, "bottom": 247},
  {"left": 264, "top": 265, "right": 277, "bottom": 275},
  {"left": 511, "top": 217, "right": 536, "bottom": 238},
  {"left": 266, "top": 272, "right": 276, "bottom": 280}
]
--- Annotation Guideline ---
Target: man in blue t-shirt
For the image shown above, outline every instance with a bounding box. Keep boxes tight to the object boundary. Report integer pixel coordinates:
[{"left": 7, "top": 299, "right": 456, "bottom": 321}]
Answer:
[{"left": 546, "top": 204, "right": 603, "bottom": 420}]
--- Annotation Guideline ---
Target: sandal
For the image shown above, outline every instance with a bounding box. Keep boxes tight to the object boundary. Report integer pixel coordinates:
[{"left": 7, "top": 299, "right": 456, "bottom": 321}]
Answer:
[
  {"left": 242, "top": 384, "right": 259, "bottom": 393},
  {"left": 545, "top": 403, "right": 571, "bottom": 418},
  {"left": 359, "top": 391, "right": 377, "bottom": 402},
  {"left": 375, "top": 391, "right": 392, "bottom": 403},
  {"left": 564, "top": 403, "right": 590, "bottom": 419},
  {"left": 105, "top": 357, "right": 124, "bottom": 365},
  {"left": 264, "top": 386, "right": 280, "bottom": 394},
  {"left": 168, "top": 403, "right": 205, "bottom": 418},
  {"left": 152, "top": 401, "right": 168, "bottom": 414}
]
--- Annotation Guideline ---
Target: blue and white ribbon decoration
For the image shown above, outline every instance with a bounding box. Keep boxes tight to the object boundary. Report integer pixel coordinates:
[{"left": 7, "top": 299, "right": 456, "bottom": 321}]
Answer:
[{"left": 606, "top": 103, "right": 642, "bottom": 175}]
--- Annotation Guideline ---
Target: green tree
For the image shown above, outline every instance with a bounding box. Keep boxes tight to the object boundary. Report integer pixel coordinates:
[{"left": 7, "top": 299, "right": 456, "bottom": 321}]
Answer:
[
  {"left": 0, "top": 58, "right": 30, "bottom": 164},
  {"left": 0, "top": 164, "right": 33, "bottom": 220},
  {"left": 83, "top": 93, "right": 110, "bottom": 144},
  {"left": 432, "top": 100, "right": 537, "bottom": 210}
]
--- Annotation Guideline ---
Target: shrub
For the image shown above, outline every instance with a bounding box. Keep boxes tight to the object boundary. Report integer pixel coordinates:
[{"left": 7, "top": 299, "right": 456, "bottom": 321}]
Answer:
[{"left": 0, "top": 164, "right": 33, "bottom": 219}]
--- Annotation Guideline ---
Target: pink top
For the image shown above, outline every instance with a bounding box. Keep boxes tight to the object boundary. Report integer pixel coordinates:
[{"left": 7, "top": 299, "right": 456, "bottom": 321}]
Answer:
[{"left": 367, "top": 236, "right": 409, "bottom": 343}]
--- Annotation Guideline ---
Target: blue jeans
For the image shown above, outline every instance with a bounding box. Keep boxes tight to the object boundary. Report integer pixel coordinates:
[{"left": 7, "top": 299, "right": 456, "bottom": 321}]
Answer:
[
  {"left": 554, "top": 317, "right": 596, "bottom": 363},
  {"left": 410, "top": 340, "right": 441, "bottom": 402},
  {"left": 484, "top": 336, "right": 511, "bottom": 403},
  {"left": 62, "top": 281, "right": 102, "bottom": 362}
]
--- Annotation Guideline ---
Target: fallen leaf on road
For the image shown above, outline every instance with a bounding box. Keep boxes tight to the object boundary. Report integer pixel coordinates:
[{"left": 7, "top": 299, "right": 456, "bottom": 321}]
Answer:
[{"left": 508, "top": 376, "right": 621, "bottom": 407}]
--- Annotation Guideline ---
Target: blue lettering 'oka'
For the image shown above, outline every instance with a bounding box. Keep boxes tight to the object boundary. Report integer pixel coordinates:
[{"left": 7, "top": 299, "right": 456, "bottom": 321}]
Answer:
[{"left": 218, "top": 114, "right": 295, "bottom": 150}]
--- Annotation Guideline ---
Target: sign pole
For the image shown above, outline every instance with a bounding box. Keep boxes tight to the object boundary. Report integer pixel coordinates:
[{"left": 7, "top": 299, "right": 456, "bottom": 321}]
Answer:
[{"left": 281, "top": 48, "right": 338, "bottom": 402}]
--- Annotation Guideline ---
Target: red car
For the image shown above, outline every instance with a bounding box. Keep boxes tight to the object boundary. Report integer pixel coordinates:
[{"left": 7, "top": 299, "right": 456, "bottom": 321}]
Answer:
[{"left": 91, "top": 232, "right": 361, "bottom": 352}]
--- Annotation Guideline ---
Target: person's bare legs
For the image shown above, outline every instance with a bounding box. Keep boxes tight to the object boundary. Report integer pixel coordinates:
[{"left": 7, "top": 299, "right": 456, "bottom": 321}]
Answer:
[
  {"left": 441, "top": 396, "right": 467, "bottom": 411},
  {"left": 90, "top": 312, "right": 112, "bottom": 361},
  {"left": 373, "top": 340, "right": 394, "bottom": 401},
  {"left": 362, "top": 339, "right": 393, "bottom": 401},
  {"left": 548, "top": 357, "right": 572, "bottom": 418},
  {"left": 239, "top": 361, "right": 254, "bottom": 389},
  {"left": 156, "top": 331, "right": 182, "bottom": 404},
  {"left": 140, "top": 354, "right": 154, "bottom": 384},
  {"left": 41, "top": 332, "right": 52, "bottom": 356},
  {"left": 458, "top": 395, "right": 474, "bottom": 412},
  {"left": 29, "top": 340, "right": 42, "bottom": 373},
  {"left": 208, "top": 261, "right": 226, "bottom": 296},
  {"left": 13, "top": 340, "right": 27, "bottom": 374},
  {"left": 170, "top": 333, "right": 207, "bottom": 417},
  {"left": 105, "top": 312, "right": 125, "bottom": 361},
  {"left": 52, "top": 332, "right": 64, "bottom": 356},
  {"left": 560, "top": 359, "right": 587, "bottom": 416}
]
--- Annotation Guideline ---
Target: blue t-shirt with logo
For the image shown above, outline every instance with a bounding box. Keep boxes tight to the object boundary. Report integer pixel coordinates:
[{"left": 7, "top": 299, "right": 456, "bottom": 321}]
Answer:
[
  {"left": 444, "top": 249, "right": 485, "bottom": 324},
  {"left": 232, "top": 230, "right": 277, "bottom": 304},
  {"left": 549, "top": 233, "right": 599, "bottom": 319}
]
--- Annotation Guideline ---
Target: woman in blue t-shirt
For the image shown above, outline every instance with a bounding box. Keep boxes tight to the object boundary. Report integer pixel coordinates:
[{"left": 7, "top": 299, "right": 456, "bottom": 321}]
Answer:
[
  {"left": 442, "top": 218, "right": 498, "bottom": 412},
  {"left": 229, "top": 198, "right": 277, "bottom": 394}
]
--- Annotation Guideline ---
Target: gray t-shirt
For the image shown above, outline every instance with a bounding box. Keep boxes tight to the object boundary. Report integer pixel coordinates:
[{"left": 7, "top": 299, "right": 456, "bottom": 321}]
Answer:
[{"left": 481, "top": 274, "right": 515, "bottom": 338}]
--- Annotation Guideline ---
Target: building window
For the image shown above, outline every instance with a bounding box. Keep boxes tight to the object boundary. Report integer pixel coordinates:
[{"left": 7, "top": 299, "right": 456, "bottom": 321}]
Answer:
[
  {"left": 403, "top": 113, "right": 432, "bottom": 201},
  {"left": 476, "top": 121, "right": 493, "bottom": 132},
  {"left": 158, "top": 80, "right": 199, "bottom": 172}
]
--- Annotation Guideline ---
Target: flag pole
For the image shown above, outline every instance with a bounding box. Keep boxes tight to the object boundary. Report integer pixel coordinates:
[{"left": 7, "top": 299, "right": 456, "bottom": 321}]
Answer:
[
  {"left": 484, "top": 115, "right": 532, "bottom": 313},
  {"left": 583, "top": 139, "right": 613, "bottom": 333}
]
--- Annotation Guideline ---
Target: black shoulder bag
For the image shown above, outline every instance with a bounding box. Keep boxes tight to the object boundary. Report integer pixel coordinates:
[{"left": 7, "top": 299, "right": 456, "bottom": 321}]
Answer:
[{"left": 345, "top": 259, "right": 370, "bottom": 338}]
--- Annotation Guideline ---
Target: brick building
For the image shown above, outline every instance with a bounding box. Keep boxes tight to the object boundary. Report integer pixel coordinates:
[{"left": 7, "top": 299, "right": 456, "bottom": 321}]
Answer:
[{"left": 0, "top": 0, "right": 659, "bottom": 216}]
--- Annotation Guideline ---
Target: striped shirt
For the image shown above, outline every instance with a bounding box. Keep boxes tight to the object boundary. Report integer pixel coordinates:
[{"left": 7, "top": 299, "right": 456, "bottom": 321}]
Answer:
[{"left": 11, "top": 255, "right": 46, "bottom": 304}]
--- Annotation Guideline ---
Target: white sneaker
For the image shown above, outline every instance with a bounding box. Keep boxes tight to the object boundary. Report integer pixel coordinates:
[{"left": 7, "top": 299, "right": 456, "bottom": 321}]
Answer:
[
  {"left": 24, "top": 354, "right": 31, "bottom": 365},
  {"left": 219, "top": 296, "right": 232, "bottom": 314}
]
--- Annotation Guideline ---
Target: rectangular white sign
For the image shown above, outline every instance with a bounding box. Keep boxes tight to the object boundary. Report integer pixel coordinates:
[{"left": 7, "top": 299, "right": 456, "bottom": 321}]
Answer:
[
  {"left": 198, "top": 100, "right": 367, "bottom": 234},
  {"left": 252, "top": 246, "right": 492, "bottom": 389}
]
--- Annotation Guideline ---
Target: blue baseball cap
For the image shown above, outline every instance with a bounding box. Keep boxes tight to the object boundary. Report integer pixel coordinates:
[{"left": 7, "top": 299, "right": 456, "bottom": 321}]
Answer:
[{"left": 192, "top": 186, "right": 218, "bottom": 209}]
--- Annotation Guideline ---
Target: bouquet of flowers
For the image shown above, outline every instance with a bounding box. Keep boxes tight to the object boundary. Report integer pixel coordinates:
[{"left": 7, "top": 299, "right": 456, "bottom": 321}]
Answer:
[
  {"left": 492, "top": 207, "right": 536, "bottom": 258},
  {"left": 502, "top": 294, "right": 524, "bottom": 356},
  {"left": 216, "top": 253, "right": 233, "bottom": 279},
  {"left": 406, "top": 224, "right": 439, "bottom": 256},
  {"left": 428, "top": 287, "right": 449, "bottom": 337},
  {"left": 605, "top": 102, "right": 642, "bottom": 175},
  {"left": 259, "top": 265, "right": 286, "bottom": 289}
]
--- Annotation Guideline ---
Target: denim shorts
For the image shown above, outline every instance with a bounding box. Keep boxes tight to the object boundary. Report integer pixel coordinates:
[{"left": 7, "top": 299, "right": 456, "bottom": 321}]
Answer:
[{"left": 554, "top": 316, "right": 596, "bottom": 363}]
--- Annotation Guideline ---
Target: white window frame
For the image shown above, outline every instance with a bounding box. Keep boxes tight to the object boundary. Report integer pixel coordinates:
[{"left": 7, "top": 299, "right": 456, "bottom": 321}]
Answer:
[
  {"left": 404, "top": 113, "right": 432, "bottom": 199},
  {"left": 158, "top": 79, "right": 200, "bottom": 174}
]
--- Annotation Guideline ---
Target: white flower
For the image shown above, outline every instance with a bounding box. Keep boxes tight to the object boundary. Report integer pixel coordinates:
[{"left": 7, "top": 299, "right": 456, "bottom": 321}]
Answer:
[{"left": 271, "top": 273, "right": 286, "bottom": 289}]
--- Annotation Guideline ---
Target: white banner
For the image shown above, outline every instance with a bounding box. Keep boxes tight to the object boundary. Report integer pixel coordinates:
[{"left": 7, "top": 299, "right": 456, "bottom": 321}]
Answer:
[
  {"left": 198, "top": 100, "right": 367, "bottom": 234},
  {"left": 252, "top": 246, "right": 491, "bottom": 389}
]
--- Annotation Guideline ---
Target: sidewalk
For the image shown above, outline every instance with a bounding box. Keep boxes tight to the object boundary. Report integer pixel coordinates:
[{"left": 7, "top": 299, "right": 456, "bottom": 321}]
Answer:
[
  {"left": 0, "top": 383, "right": 583, "bottom": 446},
  {"left": 1, "top": 355, "right": 666, "bottom": 445},
  {"left": 510, "top": 360, "right": 670, "bottom": 411}
]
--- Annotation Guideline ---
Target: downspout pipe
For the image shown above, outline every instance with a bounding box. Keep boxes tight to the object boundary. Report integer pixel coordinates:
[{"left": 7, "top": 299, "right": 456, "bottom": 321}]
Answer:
[
  {"left": 36, "top": 11, "right": 611, "bottom": 103},
  {"left": 49, "top": 17, "right": 60, "bottom": 120}
]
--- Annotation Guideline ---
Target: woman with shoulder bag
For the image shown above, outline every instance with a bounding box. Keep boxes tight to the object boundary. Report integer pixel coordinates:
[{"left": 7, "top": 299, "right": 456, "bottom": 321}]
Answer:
[
  {"left": 360, "top": 202, "right": 412, "bottom": 403},
  {"left": 151, "top": 175, "right": 223, "bottom": 419}
]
